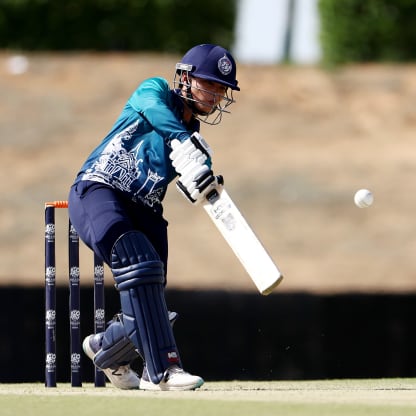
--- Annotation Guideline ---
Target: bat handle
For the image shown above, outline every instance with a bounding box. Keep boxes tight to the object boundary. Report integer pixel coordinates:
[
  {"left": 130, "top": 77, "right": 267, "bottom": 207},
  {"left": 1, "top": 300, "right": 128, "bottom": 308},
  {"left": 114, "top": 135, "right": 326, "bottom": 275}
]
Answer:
[{"left": 205, "top": 176, "right": 224, "bottom": 203}]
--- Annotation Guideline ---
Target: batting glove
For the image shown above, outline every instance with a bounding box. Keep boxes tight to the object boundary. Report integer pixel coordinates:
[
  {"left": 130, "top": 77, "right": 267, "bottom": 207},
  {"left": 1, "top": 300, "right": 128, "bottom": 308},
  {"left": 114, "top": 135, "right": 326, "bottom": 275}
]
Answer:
[{"left": 170, "top": 132, "right": 212, "bottom": 175}]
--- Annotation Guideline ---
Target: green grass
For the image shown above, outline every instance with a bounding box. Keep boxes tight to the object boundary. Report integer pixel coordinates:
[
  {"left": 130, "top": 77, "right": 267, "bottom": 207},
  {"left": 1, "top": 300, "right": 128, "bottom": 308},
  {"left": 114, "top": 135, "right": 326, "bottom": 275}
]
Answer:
[{"left": 1, "top": 379, "right": 416, "bottom": 416}]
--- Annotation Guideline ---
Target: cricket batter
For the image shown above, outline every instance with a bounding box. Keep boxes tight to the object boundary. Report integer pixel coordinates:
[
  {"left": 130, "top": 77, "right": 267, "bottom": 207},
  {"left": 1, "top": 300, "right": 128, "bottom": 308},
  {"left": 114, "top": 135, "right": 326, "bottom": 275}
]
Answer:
[{"left": 68, "top": 44, "right": 240, "bottom": 390}]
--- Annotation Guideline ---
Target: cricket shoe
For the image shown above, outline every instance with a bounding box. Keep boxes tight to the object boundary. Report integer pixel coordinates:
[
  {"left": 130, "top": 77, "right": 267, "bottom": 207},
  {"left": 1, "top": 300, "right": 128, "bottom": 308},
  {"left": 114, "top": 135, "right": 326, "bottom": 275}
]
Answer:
[
  {"left": 82, "top": 334, "right": 140, "bottom": 389},
  {"left": 140, "top": 365, "right": 204, "bottom": 391}
]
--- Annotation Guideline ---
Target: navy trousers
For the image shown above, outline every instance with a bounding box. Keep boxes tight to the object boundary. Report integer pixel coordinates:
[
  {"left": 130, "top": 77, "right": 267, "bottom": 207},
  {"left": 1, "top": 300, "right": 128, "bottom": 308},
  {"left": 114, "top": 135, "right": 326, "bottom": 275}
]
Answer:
[{"left": 68, "top": 180, "right": 169, "bottom": 278}]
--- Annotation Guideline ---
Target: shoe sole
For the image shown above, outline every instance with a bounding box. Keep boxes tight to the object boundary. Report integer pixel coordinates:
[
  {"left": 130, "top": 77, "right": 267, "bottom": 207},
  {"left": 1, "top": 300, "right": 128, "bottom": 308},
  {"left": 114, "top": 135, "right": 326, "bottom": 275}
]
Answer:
[{"left": 140, "top": 378, "right": 204, "bottom": 391}]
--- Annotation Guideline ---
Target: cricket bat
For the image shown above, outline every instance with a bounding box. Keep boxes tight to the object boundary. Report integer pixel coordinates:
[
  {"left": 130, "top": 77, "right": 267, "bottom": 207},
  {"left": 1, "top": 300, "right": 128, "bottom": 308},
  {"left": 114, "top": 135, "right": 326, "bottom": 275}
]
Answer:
[{"left": 203, "top": 188, "right": 283, "bottom": 295}]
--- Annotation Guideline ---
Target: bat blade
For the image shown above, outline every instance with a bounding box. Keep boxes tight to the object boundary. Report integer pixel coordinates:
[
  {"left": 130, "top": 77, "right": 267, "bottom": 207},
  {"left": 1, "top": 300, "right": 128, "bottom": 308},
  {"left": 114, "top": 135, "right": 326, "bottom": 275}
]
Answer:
[{"left": 203, "top": 189, "right": 283, "bottom": 295}]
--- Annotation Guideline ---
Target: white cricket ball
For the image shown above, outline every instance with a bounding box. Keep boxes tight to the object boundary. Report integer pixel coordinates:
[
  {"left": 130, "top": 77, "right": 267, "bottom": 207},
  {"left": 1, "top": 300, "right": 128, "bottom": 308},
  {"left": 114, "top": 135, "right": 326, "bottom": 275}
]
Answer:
[{"left": 354, "top": 189, "right": 374, "bottom": 208}]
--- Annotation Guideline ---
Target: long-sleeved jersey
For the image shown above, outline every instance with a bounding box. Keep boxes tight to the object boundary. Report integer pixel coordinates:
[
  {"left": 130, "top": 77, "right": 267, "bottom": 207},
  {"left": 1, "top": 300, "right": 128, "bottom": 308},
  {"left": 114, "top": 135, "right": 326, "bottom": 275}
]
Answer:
[{"left": 74, "top": 77, "right": 204, "bottom": 209}]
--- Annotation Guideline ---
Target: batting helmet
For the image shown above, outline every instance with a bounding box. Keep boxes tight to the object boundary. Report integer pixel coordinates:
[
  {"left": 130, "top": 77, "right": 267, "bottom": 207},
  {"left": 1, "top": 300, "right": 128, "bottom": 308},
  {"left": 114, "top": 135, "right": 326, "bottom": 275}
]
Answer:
[{"left": 176, "top": 44, "right": 240, "bottom": 91}]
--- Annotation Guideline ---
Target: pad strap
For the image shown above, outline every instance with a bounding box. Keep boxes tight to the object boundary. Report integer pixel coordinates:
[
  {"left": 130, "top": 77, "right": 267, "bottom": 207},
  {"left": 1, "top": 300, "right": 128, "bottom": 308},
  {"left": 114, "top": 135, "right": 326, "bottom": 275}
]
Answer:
[
  {"left": 93, "top": 311, "right": 179, "bottom": 370},
  {"left": 93, "top": 314, "right": 140, "bottom": 370}
]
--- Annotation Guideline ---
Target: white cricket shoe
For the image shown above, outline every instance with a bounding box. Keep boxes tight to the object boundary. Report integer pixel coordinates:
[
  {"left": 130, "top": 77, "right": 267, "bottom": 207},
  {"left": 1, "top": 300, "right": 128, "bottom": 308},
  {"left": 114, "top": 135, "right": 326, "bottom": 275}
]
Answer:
[
  {"left": 82, "top": 334, "right": 140, "bottom": 390},
  {"left": 140, "top": 365, "right": 204, "bottom": 391}
]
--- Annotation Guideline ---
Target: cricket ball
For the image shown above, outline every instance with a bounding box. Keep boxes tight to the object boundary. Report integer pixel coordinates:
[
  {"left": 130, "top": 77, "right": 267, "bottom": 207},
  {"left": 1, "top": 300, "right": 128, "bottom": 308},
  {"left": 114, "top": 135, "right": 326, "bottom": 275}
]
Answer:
[{"left": 354, "top": 189, "right": 374, "bottom": 208}]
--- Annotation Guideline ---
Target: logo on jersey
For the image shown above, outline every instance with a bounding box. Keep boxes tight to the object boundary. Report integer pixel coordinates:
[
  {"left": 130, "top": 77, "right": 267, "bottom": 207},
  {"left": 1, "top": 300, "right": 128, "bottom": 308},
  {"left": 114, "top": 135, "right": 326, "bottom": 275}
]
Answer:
[
  {"left": 82, "top": 120, "right": 166, "bottom": 207},
  {"left": 218, "top": 54, "right": 232, "bottom": 76}
]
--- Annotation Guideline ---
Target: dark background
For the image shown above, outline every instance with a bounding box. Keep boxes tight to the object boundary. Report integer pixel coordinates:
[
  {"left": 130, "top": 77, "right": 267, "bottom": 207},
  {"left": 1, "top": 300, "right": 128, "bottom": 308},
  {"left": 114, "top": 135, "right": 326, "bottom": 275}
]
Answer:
[{"left": 2, "top": 288, "right": 415, "bottom": 384}]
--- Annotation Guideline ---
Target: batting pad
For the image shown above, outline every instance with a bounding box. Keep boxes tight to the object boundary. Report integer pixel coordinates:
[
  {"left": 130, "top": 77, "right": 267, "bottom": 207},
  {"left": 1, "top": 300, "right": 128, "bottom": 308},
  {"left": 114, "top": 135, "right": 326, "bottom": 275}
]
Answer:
[
  {"left": 111, "top": 231, "right": 181, "bottom": 384},
  {"left": 94, "top": 316, "right": 139, "bottom": 370}
]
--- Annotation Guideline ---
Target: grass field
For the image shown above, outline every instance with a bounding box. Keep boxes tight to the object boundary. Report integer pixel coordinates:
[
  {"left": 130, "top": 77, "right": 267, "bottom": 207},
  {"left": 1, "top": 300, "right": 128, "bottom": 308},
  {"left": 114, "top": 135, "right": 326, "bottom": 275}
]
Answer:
[{"left": 1, "top": 379, "right": 415, "bottom": 416}]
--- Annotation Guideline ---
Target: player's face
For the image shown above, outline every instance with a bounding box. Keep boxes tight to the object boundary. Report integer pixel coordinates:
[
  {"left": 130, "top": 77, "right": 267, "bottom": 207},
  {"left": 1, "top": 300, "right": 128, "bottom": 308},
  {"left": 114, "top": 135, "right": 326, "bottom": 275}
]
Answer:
[{"left": 190, "top": 77, "right": 228, "bottom": 115}]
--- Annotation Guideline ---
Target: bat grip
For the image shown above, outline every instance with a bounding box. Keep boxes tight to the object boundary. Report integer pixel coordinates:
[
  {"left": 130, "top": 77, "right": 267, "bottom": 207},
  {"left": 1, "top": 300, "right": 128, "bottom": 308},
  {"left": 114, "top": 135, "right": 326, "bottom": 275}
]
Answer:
[
  {"left": 206, "top": 189, "right": 219, "bottom": 203},
  {"left": 205, "top": 176, "right": 224, "bottom": 203}
]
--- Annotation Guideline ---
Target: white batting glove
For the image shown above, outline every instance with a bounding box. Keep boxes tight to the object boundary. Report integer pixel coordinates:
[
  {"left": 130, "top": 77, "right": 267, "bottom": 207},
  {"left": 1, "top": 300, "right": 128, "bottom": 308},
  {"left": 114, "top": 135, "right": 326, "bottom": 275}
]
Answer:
[
  {"left": 170, "top": 133, "right": 223, "bottom": 205},
  {"left": 170, "top": 132, "right": 212, "bottom": 175},
  {"left": 176, "top": 170, "right": 224, "bottom": 205}
]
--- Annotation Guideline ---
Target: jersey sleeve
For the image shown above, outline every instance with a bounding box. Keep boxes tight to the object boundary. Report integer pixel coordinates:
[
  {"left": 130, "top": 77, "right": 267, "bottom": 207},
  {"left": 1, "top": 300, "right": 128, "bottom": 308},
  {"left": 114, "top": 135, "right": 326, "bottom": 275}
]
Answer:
[{"left": 128, "top": 77, "right": 192, "bottom": 143}]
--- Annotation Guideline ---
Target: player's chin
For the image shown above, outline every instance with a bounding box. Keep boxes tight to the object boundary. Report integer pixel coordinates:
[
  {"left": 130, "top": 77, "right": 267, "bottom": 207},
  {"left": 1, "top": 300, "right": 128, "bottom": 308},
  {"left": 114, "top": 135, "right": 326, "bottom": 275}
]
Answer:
[{"left": 195, "top": 103, "right": 216, "bottom": 116}]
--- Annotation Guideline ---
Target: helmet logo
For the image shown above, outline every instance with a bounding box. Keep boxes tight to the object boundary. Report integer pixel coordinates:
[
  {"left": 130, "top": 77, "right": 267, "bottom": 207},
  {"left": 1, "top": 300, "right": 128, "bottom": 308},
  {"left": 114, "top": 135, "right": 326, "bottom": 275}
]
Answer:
[{"left": 218, "top": 54, "right": 232, "bottom": 76}]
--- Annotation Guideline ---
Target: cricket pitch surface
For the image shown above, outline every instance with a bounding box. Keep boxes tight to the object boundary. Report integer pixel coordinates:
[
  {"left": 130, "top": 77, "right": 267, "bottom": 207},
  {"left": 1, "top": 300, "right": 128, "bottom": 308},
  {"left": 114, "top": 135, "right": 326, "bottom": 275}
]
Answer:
[{"left": 1, "top": 379, "right": 416, "bottom": 416}]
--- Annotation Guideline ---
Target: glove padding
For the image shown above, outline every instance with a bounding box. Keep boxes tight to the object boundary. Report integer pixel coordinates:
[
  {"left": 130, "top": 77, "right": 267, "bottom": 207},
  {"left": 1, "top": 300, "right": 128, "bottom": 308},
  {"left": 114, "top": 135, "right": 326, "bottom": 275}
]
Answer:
[
  {"left": 170, "top": 133, "right": 223, "bottom": 205},
  {"left": 176, "top": 170, "right": 224, "bottom": 205},
  {"left": 170, "top": 132, "right": 212, "bottom": 175}
]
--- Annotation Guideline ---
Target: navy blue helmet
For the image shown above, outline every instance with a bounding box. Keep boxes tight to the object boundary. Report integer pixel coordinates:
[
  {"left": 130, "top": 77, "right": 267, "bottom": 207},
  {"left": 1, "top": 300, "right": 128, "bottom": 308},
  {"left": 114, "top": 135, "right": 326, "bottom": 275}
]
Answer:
[
  {"left": 178, "top": 44, "right": 240, "bottom": 91},
  {"left": 174, "top": 44, "right": 240, "bottom": 124}
]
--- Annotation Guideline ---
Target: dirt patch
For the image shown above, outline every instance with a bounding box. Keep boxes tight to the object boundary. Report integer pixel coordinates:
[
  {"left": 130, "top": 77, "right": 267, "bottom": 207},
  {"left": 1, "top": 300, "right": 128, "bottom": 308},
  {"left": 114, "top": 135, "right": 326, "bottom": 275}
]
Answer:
[{"left": 1, "top": 52, "right": 416, "bottom": 293}]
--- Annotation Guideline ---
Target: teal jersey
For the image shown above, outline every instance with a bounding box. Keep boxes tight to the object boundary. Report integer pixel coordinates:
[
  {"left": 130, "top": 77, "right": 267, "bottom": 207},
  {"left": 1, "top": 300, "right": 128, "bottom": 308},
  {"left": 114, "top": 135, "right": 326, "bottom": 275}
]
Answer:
[{"left": 75, "top": 77, "right": 203, "bottom": 209}]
